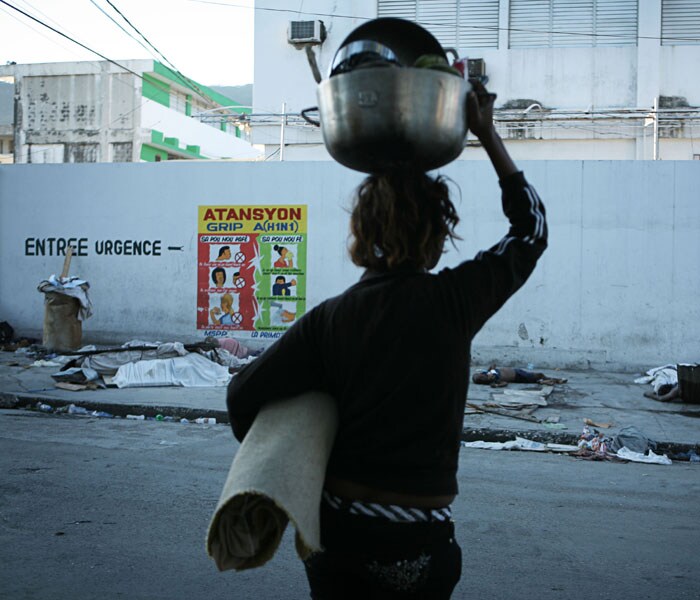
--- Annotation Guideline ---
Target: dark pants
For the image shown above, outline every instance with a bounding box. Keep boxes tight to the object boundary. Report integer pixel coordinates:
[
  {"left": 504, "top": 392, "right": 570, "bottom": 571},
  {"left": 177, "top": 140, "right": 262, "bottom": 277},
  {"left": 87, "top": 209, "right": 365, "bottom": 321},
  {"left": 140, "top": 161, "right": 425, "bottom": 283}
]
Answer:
[{"left": 304, "top": 499, "right": 462, "bottom": 599}]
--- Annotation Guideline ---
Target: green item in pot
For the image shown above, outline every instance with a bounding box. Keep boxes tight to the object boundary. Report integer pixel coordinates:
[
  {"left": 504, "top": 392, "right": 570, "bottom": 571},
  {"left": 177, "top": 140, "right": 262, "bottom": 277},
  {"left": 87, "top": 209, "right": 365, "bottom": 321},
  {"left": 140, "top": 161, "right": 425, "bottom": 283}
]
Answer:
[{"left": 413, "top": 54, "right": 462, "bottom": 77}]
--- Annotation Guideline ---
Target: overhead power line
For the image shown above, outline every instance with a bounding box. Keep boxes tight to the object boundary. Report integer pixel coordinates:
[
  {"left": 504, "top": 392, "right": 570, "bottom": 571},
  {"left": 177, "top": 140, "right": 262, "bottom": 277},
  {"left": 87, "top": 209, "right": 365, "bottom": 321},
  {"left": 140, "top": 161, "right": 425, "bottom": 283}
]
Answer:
[
  {"left": 88, "top": 0, "right": 156, "bottom": 58},
  {"left": 102, "top": 0, "right": 217, "bottom": 105},
  {"left": 0, "top": 0, "right": 148, "bottom": 79},
  {"left": 1, "top": 0, "right": 242, "bottom": 115}
]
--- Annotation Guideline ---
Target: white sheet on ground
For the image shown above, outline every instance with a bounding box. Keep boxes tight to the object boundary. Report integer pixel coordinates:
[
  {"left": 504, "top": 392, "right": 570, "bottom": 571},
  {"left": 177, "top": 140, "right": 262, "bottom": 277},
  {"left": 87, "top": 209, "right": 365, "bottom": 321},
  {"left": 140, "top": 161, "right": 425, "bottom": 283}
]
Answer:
[
  {"left": 112, "top": 352, "right": 231, "bottom": 388},
  {"left": 82, "top": 341, "right": 188, "bottom": 375},
  {"left": 616, "top": 447, "right": 672, "bottom": 465}
]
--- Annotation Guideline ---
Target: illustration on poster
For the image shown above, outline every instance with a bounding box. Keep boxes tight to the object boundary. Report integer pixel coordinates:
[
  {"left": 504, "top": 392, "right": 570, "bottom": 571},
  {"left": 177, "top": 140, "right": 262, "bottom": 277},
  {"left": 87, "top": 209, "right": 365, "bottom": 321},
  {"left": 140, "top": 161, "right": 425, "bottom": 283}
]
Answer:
[
  {"left": 210, "top": 293, "right": 242, "bottom": 326},
  {"left": 213, "top": 244, "right": 246, "bottom": 264},
  {"left": 211, "top": 267, "right": 227, "bottom": 287},
  {"left": 273, "top": 244, "right": 295, "bottom": 269},
  {"left": 272, "top": 276, "right": 296, "bottom": 297},
  {"left": 232, "top": 271, "right": 246, "bottom": 289},
  {"left": 197, "top": 204, "right": 307, "bottom": 335},
  {"left": 270, "top": 301, "right": 296, "bottom": 325},
  {"left": 215, "top": 246, "right": 231, "bottom": 261}
]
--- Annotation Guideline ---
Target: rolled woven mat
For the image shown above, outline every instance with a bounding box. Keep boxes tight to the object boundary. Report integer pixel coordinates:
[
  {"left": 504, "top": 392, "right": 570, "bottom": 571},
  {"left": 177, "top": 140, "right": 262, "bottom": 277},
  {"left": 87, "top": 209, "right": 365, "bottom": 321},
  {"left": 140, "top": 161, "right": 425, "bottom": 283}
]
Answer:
[{"left": 206, "top": 391, "right": 338, "bottom": 571}]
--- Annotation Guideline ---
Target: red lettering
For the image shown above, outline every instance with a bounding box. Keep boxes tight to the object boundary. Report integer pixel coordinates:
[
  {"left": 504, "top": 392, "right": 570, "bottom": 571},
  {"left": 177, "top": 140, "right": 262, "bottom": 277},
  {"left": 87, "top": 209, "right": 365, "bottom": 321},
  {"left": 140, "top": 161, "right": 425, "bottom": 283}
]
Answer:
[
  {"left": 226, "top": 208, "right": 238, "bottom": 220},
  {"left": 278, "top": 208, "right": 288, "bottom": 220},
  {"left": 290, "top": 207, "right": 302, "bottom": 220},
  {"left": 264, "top": 208, "right": 276, "bottom": 220},
  {"left": 203, "top": 209, "right": 216, "bottom": 221},
  {"left": 252, "top": 208, "right": 264, "bottom": 220}
]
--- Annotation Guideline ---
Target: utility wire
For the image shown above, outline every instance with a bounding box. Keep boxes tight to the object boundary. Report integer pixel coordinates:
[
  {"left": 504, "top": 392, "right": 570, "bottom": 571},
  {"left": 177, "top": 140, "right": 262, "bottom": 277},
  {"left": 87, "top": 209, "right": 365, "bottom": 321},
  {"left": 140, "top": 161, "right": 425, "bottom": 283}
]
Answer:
[
  {"left": 186, "top": 0, "right": 700, "bottom": 43},
  {"left": 0, "top": 0, "right": 239, "bottom": 116},
  {"left": 102, "top": 0, "right": 224, "bottom": 107},
  {"left": 1, "top": 0, "right": 156, "bottom": 82},
  {"left": 88, "top": 0, "right": 156, "bottom": 58}
]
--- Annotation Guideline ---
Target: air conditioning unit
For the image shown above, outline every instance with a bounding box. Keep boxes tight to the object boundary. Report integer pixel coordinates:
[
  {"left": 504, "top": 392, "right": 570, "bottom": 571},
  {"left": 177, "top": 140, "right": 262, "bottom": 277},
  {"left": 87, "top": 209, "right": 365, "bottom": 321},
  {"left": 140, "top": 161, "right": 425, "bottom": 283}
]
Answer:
[
  {"left": 467, "top": 58, "right": 486, "bottom": 79},
  {"left": 288, "top": 20, "right": 326, "bottom": 45}
]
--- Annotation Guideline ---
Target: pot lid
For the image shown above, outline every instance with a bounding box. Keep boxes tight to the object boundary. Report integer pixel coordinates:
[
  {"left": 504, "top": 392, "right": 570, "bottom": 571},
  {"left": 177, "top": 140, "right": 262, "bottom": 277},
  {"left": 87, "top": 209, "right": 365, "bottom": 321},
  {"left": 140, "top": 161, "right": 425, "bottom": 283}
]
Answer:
[{"left": 335, "top": 18, "right": 446, "bottom": 69}]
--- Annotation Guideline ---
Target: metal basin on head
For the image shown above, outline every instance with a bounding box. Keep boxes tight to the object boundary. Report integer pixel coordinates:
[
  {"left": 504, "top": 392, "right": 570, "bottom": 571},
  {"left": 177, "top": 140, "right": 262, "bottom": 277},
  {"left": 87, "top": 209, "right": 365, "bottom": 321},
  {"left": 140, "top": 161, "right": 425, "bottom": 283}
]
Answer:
[{"left": 317, "top": 67, "right": 471, "bottom": 174}]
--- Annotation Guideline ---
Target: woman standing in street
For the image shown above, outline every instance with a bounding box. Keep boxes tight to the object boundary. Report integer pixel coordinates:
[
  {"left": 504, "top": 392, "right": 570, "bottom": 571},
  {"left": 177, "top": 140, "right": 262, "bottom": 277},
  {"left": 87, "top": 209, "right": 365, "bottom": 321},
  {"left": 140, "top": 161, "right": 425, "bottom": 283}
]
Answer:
[{"left": 227, "top": 81, "right": 547, "bottom": 599}]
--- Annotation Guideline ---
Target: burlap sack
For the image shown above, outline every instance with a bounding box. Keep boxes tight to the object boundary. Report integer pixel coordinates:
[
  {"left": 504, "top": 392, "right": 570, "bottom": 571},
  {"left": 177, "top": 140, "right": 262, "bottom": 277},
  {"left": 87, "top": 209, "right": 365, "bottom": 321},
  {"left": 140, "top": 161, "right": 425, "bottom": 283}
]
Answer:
[{"left": 43, "top": 291, "right": 82, "bottom": 351}]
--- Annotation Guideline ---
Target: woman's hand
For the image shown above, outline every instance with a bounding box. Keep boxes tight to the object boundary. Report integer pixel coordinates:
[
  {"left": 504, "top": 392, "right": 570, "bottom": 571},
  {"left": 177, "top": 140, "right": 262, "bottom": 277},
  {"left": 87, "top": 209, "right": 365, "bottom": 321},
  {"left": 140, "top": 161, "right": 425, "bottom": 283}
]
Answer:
[
  {"left": 467, "top": 79, "right": 497, "bottom": 142},
  {"left": 466, "top": 80, "right": 518, "bottom": 179}
]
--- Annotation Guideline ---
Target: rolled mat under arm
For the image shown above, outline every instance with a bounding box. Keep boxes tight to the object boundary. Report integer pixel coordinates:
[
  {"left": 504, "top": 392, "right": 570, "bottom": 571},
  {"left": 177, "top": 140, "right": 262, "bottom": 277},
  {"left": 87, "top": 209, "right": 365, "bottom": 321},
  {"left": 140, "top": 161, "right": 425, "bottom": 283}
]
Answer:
[{"left": 206, "top": 391, "right": 338, "bottom": 571}]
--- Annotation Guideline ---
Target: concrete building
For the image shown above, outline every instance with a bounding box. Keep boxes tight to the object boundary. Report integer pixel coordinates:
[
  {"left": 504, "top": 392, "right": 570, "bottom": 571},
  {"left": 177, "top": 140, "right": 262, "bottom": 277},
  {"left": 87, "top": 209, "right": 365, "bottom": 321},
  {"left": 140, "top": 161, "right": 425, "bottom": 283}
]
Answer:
[
  {"left": 251, "top": 0, "right": 700, "bottom": 161},
  {"left": 0, "top": 81, "right": 13, "bottom": 164},
  {"left": 0, "top": 60, "right": 262, "bottom": 163}
]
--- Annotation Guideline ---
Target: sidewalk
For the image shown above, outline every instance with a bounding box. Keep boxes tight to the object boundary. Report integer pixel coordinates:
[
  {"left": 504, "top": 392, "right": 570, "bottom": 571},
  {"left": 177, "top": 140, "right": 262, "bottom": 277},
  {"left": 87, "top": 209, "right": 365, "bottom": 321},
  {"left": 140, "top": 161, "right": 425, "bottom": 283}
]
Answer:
[{"left": 1, "top": 350, "right": 698, "bottom": 453}]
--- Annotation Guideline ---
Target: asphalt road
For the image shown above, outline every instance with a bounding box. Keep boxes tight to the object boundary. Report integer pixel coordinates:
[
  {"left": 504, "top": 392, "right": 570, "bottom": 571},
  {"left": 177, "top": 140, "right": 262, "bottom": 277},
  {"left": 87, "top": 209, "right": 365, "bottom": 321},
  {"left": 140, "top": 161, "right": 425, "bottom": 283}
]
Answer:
[{"left": 1, "top": 409, "right": 699, "bottom": 600}]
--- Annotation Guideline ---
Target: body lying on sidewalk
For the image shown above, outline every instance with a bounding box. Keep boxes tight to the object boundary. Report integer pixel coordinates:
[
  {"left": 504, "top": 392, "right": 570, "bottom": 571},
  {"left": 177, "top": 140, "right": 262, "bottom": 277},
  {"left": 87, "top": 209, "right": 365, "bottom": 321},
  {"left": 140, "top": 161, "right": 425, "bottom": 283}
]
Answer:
[{"left": 472, "top": 365, "right": 567, "bottom": 387}]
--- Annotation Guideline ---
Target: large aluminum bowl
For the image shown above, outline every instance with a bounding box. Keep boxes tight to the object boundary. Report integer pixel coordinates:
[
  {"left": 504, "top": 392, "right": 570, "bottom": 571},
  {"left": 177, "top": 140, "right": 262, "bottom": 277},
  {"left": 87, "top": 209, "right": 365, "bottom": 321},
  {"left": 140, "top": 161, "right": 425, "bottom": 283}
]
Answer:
[{"left": 317, "top": 67, "right": 470, "bottom": 173}]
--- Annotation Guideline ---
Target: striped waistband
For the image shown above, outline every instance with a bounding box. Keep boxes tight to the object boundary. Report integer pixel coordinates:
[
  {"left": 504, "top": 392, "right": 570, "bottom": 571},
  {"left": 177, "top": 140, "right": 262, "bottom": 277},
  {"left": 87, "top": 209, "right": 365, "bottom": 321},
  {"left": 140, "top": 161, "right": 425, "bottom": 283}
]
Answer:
[{"left": 322, "top": 490, "right": 452, "bottom": 524}]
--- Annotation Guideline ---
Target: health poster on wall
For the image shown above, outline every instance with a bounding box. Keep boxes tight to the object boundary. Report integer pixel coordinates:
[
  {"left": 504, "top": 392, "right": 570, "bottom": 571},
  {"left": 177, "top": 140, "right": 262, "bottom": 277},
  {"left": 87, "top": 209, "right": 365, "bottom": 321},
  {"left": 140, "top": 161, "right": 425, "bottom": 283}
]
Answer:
[{"left": 197, "top": 205, "right": 307, "bottom": 341}]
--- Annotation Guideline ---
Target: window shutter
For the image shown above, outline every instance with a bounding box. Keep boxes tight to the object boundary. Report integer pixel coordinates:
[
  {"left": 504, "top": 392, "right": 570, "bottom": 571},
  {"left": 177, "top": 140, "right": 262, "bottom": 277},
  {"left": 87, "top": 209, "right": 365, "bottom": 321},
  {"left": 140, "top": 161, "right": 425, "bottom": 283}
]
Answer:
[
  {"left": 458, "top": 0, "right": 500, "bottom": 48},
  {"left": 552, "top": 0, "right": 594, "bottom": 47},
  {"left": 378, "top": 1, "right": 501, "bottom": 49},
  {"left": 509, "top": 0, "right": 552, "bottom": 47},
  {"left": 510, "top": 0, "right": 637, "bottom": 48},
  {"left": 594, "top": 0, "right": 638, "bottom": 47},
  {"left": 377, "top": 0, "right": 417, "bottom": 19},
  {"left": 417, "top": 0, "right": 459, "bottom": 48},
  {"left": 662, "top": 0, "right": 700, "bottom": 45}
]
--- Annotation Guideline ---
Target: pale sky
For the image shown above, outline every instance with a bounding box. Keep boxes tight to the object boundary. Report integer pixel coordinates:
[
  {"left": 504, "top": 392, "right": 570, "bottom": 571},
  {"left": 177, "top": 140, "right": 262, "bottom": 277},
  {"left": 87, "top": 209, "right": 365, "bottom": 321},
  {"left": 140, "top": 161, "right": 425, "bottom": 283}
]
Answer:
[{"left": 0, "top": 0, "right": 255, "bottom": 85}]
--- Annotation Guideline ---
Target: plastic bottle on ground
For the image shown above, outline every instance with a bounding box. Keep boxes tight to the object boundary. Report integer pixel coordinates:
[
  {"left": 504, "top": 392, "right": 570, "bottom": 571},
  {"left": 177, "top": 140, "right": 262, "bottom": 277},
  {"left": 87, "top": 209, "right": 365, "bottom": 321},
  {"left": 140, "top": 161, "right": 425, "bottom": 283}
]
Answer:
[
  {"left": 126, "top": 414, "right": 145, "bottom": 420},
  {"left": 90, "top": 410, "right": 113, "bottom": 418},
  {"left": 68, "top": 404, "right": 89, "bottom": 415},
  {"left": 195, "top": 417, "right": 217, "bottom": 425},
  {"left": 36, "top": 402, "right": 53, "bottom": 412}
]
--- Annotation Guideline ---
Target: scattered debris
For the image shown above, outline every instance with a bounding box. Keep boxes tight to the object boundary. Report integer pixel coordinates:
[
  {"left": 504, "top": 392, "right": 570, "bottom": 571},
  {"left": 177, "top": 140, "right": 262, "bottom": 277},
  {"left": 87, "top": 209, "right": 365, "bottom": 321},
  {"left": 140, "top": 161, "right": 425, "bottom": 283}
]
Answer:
[
  {"left": 577, "top": 425, "right": 610, "bottom": 455},
  {"left": 584, "top": 418, "right": 613, "bottom": 429},
  {"left": 465, "top": 402, "right": 540, "bottom": 422},
  {"left": 461, "top": 437, "right": 579, "bottom": 453},
  {"left": 543, "top": 422, "right": 567, "bottom": 430},
  {"left": 609, "top": 426, "right": 656, "bottom": 454},
  {"left": 616, "top": 447, "right": 672, "bottom": 465}
]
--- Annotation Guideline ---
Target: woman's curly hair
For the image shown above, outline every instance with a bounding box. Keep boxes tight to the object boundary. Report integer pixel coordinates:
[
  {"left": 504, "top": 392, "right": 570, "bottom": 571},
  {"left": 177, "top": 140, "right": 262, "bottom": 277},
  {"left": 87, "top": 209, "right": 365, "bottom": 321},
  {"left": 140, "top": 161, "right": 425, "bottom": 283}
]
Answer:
[{"left": 349, "top": 170, "right": 460, "bottom": 271}]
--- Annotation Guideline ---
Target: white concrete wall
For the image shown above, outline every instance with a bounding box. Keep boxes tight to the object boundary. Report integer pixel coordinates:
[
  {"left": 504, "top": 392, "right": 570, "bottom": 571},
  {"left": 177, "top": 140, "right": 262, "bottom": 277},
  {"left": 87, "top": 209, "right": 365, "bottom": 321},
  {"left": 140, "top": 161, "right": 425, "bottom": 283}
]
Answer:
[{"left": 1, "top": 160, "right": 698, "bottom": 370}]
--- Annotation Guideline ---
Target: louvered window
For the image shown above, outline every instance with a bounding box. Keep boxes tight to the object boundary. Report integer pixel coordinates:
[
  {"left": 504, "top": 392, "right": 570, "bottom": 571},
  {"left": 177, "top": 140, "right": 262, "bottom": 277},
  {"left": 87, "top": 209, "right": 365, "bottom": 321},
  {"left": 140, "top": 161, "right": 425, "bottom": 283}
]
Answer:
[
  {"left": 458, "top": 0, "right": 501, "bottom": 48},
  {"left": 509, "top": 0, "right": 638, "bottom": 48},
  {"left": 662, "top": 0, "right": 700, "bottom": 45},
  {"left": 377, "top": 1, "right": 500, "bottom": 48}
]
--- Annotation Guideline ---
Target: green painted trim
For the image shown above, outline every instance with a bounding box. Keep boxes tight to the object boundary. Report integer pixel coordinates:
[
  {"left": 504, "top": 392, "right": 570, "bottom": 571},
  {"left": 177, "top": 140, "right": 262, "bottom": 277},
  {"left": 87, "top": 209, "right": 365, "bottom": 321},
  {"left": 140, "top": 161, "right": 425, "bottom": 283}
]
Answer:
[
  {"left": 151, "top": 61, "right": 251, "bottom": 114},
  {"left": 142, "top": 73, "right": 170, "bottom": 107},
  {"left": 186, "top": 94, "right": 192, "bottom": 117},
  {"left": 148, "top": 129, "right": 206, "bottom": 160},
  {"left": 141, "top": 144, "right": 167, "bottom": 162}
]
